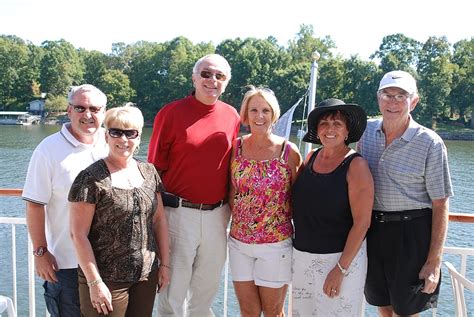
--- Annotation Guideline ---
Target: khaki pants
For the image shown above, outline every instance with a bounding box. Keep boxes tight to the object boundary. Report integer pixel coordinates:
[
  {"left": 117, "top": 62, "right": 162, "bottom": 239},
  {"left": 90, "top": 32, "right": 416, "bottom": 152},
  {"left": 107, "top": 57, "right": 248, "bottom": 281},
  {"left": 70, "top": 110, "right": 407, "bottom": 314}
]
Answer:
[
  {"left": 78, "top": 270, "right": 158, "bottom": 317},
  {"left": 158, "top": 204, "right": 231, "bottom": 317}
]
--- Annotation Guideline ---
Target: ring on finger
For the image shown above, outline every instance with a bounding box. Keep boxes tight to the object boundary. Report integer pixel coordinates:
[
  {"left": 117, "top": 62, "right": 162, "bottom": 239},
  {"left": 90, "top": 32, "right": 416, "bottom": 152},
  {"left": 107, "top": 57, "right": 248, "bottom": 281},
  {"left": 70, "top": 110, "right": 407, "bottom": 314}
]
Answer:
[{"left": 331, "top": 288, "right": 337, "bottom": 293}]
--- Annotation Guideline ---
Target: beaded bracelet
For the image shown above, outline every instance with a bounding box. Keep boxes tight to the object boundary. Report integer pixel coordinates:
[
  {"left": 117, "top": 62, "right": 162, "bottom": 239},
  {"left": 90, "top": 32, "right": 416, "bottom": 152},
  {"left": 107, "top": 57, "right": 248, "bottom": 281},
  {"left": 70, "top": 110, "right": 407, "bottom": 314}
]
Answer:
[
  {"left": 159, "top": 263, "right": 171, "bottom": 269},
  {"left": 87, "top": 278, "right": 103, "bottom": 287}
]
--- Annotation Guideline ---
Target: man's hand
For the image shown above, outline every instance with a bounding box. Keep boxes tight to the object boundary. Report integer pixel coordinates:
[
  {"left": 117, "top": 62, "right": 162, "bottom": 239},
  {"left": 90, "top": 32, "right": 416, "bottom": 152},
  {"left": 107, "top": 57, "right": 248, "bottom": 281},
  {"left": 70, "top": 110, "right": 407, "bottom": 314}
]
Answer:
[
  {"left": 419, "top": 260, "right": 441, "bottom": 294},
  {"left": 35, "top": 252, "right": 59, "bottom": 283}
]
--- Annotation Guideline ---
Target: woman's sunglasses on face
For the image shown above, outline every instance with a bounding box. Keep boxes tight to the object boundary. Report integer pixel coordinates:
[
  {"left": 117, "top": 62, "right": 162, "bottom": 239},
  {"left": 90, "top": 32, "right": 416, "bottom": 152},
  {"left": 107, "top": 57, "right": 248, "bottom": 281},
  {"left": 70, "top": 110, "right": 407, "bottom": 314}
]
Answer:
[
  {"left": 70, "top": 104, "right": 103, "bottom": 114},
  {"left": 108, "top": 128, "right": 140, "bottom": 139},
  {"left": 200, "top": 70, "right": 226, "bottom": 82}
]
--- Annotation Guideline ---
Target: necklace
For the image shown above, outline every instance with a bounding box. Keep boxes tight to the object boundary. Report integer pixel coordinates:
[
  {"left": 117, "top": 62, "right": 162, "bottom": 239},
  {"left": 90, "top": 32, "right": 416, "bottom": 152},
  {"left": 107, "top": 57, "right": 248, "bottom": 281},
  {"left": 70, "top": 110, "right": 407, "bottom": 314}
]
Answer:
[{"left": 105, "top": 157, "right": 136, "bottom": 188}]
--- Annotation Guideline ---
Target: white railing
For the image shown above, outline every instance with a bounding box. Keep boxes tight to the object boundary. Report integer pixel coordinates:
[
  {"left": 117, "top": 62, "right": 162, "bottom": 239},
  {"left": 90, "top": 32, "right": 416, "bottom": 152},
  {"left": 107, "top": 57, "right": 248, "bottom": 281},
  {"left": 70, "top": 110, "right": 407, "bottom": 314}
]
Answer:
[
  {"left": 0, "top": 216, "right": 36, "bottom": 317},
  {"left": 1, "top": 187, "right": 473, "bottom": 317}
]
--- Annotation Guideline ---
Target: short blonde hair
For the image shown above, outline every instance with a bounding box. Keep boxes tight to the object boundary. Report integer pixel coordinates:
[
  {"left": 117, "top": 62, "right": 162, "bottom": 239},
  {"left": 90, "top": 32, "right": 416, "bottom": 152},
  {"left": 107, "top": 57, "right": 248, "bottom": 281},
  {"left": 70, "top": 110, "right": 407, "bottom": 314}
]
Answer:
[
  {"left": 104, "top": 103, "right": 144, "bottom": 132},
  {"left": 239, "top": 86, "right": 281, "bottom": 126}
]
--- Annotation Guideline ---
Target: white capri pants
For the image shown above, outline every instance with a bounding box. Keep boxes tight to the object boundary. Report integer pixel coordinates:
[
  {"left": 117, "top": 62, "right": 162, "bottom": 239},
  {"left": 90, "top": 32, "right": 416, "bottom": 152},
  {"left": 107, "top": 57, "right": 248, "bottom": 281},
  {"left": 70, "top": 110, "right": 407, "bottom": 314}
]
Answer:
[{"left": 292, "top": 240, "right": 367, "bottom": 316}]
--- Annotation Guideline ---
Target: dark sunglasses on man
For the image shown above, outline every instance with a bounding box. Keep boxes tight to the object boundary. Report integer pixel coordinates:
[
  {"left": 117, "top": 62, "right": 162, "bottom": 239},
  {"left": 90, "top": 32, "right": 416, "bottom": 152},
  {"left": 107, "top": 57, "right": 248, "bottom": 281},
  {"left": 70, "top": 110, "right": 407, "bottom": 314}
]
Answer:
[
  {"left": 70, "top": 104, "right": 103, "bottom": 114},
  {"left": 200, "top": 70, "right": 226, "bottom": 82},
  {"left": 108, "top": 128, "right": 140, "bottom": 139}
]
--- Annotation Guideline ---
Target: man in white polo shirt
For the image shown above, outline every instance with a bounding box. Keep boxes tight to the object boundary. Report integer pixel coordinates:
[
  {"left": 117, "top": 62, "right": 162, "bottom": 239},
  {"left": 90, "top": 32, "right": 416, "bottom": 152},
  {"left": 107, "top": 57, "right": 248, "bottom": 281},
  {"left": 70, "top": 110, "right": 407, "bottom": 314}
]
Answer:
[{"left": 22, "top": 84, "right": 108, "bottom": 316}]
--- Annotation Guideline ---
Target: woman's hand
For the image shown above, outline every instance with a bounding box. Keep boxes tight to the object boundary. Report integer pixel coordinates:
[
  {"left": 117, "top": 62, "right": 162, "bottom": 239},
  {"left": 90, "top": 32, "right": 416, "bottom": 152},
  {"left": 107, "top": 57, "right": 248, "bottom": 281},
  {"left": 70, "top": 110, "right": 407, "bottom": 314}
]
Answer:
[
  {"left": 158, "top": 264, "right": 171, "bottom": 292},
  {"left": 89, "top": 282, "right": 113, "bottom": 315},
  {"left": 323, "top": 266, "right": 344, "bottom": 298}
]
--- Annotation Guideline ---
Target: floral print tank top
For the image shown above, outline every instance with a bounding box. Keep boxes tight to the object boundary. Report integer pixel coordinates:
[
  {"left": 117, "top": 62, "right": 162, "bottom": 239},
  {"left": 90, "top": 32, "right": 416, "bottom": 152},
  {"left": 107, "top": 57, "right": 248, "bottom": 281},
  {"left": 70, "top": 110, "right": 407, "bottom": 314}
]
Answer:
[{"left": 230, "top": 137, "right": 293, "bottom": 244}]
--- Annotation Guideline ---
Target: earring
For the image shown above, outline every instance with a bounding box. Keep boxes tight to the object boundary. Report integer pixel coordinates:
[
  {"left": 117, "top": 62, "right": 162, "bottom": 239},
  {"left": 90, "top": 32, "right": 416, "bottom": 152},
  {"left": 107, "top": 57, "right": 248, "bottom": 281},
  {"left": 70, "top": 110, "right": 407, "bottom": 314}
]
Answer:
[
  {"left": 316, "top": 135, "right": 320, "bottom": 139},
  {"left": 344, "top": 136, "right": 348, "bottom": 141},
  {"left": 134, "top": 146, "right": 140, "bottom": 155}
]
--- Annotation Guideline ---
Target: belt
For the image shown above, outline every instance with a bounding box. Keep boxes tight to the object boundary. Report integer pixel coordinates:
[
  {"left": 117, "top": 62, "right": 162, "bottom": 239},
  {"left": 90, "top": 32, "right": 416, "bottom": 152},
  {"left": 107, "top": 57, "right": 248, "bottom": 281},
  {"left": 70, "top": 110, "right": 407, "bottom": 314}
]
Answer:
[
  {"left": 161, "top": 191, "right": 227, "bottom": 211},
  {"left": 181, "top": 199, "right": 227, "bottom": 211},
  {"left": 372, "top": 208, "right": 431, "bottom": 223}
]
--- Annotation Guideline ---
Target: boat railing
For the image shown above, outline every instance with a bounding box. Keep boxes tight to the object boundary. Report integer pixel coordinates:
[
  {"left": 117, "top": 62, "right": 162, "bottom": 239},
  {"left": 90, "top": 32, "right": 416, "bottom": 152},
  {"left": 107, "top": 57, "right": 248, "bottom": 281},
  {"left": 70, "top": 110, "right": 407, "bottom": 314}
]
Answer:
[{"left": 1, "top": 188, "right": 473, "bottom": 317}]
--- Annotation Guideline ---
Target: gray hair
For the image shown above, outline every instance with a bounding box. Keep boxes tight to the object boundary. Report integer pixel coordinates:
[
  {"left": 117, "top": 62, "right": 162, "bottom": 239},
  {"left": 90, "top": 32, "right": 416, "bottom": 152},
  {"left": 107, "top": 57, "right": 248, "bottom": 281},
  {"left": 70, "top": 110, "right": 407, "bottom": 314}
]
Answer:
[
  {"left": 67, "top": 84, "right": 107, "bottom": 107},
  {"left": 192, "top": 54, "right": 231, "bottom": 80}
]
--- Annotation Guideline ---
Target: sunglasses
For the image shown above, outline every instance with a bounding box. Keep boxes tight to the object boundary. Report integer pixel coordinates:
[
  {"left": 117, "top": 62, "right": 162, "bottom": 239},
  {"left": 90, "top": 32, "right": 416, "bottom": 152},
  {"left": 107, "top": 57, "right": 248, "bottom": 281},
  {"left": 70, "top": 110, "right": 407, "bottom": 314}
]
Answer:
[
  {"left": 70, "top": 104, "right": 103, "bottom": 114},
  {"left": 200, "top": 70, "right": 227, "bottom": 81},
  {"left": 108, "top": 128, "right": 140, "bottom": 139}
]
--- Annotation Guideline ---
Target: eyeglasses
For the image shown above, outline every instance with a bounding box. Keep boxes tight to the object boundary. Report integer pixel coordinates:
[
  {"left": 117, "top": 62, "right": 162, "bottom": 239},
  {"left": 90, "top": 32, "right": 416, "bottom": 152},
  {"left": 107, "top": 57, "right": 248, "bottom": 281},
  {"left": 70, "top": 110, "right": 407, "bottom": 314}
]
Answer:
[
  {"left": 70, "top": 104, "right": 103, "bottom": 114},
  {"left": 378, "top": 92, "right": 411, "bottom": 102},
  {"left": 200, "top": 70, "right": 227, "bottom": 81},
  {"left": 108, "top": 128, "right": 140, "bottom": 139}
]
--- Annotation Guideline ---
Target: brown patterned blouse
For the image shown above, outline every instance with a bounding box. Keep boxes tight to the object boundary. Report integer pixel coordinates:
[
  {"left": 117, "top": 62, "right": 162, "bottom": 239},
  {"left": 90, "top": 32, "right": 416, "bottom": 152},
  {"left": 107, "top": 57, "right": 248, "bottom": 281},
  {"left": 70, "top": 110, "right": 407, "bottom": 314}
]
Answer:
[{"left": 68, "top": 159, "right": 165, "bottom": 283}]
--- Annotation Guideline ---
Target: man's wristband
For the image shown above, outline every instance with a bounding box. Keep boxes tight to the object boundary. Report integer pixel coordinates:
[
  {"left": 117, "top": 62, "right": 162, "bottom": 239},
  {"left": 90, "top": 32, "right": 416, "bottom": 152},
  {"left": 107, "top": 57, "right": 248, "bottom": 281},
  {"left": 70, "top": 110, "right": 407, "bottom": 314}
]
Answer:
[
  {"left": 159, "top": 263, "right": 171, "bottom": 269},
  {"left": 87, "top": 278, "right": 103, "bottom": 287}
]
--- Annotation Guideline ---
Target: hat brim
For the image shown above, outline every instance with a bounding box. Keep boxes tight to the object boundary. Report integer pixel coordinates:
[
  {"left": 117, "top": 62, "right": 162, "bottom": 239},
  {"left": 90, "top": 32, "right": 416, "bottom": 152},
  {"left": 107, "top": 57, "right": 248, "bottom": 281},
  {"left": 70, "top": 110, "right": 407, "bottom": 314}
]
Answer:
[{"left": 303, "top": 104, "right": 367, "bottom": 145}]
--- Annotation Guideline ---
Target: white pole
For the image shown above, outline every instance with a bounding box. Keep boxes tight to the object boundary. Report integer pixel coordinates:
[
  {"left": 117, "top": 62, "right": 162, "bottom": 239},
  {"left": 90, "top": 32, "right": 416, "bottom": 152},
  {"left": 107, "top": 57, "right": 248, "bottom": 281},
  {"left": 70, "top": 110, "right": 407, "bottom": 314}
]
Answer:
[{"left": 304, "top": 51, "right": 320, "bottom": 158}]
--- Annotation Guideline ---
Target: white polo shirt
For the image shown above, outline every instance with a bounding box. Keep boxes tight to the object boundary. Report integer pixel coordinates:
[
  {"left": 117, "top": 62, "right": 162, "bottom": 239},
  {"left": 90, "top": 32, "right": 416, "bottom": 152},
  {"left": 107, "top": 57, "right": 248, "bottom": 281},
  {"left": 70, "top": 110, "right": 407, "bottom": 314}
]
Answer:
[{"left": 22, "top": 124, "right": 108, "bottom": 269}]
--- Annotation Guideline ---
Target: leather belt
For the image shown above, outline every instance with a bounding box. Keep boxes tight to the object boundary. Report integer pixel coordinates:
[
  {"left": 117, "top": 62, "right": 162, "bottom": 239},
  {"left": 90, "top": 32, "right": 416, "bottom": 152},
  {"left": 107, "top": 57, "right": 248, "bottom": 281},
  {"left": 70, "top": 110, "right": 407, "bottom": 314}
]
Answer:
[
  {"left": 181, "top": 199, "right": 227, "bottom": 211},
  {"left": 373, "top": 208, "right": 431, "bottom": 223}
]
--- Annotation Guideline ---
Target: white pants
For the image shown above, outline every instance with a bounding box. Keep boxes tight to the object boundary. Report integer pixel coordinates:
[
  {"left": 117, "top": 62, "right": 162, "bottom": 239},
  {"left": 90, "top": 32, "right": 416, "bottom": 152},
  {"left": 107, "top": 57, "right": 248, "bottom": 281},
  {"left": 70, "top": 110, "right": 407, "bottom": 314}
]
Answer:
[
  {"left": 157, "top": 204, "right": 231, "bottom": 317},
  {"left": 292, "top": 241, "right": 367, "bottom": 317}
]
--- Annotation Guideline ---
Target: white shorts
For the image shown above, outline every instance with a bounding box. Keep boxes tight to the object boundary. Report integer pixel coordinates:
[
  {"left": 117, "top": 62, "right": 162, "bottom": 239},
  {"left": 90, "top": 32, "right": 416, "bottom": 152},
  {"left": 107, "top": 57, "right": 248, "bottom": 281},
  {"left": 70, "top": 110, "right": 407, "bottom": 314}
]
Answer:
[{"left": 228, "top": 236, "right": 292, "bottom": 288}]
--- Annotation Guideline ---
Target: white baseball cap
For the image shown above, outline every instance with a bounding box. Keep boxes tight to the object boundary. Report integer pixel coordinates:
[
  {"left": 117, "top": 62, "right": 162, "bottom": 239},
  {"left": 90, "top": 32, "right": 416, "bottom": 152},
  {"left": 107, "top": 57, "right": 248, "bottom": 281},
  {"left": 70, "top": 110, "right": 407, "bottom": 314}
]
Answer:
[{"left": 378, "top": 70, "right": 417, "bottom": 95}]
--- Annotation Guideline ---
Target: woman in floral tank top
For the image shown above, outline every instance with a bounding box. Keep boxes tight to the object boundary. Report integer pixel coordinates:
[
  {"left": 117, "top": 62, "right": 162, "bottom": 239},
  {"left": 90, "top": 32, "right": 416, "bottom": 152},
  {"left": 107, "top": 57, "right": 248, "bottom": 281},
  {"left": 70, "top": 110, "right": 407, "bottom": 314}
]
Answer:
[{"left": 228, "top": 86, "right": 302, "bottom": 316}]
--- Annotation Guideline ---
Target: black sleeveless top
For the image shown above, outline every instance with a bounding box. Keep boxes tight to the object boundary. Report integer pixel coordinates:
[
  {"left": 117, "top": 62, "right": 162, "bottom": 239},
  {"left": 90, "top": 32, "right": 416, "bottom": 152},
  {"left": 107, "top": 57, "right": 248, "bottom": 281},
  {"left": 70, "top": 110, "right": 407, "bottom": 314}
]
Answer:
[{"left": 292, "top": 148, "right": 361, "bottom": 254}]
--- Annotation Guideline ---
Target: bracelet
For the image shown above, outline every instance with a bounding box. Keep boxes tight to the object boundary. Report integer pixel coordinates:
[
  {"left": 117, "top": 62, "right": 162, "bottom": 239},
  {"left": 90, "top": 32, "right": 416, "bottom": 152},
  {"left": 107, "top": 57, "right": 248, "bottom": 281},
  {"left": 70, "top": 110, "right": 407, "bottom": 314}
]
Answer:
[
  {"left": 337, "top": 262, "right": 349, "bottom": 276},
  {"left": 87, "top": 278, "right": 103, "bottom": 287},
  {"left": 159, "top": 263, "right": 171, "bottom": 269}
]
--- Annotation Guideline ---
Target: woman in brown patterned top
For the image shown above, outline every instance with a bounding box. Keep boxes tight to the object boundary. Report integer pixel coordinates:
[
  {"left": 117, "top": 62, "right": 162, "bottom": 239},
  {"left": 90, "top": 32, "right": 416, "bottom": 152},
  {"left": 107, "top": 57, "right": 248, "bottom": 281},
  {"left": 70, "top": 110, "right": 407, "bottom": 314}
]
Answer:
[{"left": 69, "top": 104, "right": 170, "bottom": 316}]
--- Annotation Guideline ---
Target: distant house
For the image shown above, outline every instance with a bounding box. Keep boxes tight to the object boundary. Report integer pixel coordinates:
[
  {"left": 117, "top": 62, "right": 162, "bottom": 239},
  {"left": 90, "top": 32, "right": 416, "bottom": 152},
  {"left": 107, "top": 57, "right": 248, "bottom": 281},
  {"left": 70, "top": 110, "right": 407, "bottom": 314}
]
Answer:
[{"left": 28, "top": 99, "right": 45, "bottom": 116}]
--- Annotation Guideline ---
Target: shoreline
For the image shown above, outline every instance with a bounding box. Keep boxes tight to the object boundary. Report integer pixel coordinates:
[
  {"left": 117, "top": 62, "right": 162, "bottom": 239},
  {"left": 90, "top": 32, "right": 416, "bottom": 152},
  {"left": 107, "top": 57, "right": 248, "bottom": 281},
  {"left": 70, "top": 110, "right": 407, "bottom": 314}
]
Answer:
[{"left": 437, "top": 132, "right": 474, "bottom": 141}]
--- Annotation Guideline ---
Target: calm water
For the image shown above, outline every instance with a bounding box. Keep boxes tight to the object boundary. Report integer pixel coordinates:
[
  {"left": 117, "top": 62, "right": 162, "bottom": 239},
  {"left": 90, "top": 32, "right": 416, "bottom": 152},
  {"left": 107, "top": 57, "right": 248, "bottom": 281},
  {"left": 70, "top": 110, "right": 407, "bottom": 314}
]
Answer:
[{"left": 0, "top": 125, "right": 472, "bottom": 316}]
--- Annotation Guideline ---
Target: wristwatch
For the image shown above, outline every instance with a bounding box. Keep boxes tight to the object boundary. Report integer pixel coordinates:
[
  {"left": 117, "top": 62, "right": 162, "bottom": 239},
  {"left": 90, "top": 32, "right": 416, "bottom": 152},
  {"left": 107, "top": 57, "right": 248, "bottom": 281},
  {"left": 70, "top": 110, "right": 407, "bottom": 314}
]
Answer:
[{"left": 33, "top": 246, "right": 48, "bottom": 257}]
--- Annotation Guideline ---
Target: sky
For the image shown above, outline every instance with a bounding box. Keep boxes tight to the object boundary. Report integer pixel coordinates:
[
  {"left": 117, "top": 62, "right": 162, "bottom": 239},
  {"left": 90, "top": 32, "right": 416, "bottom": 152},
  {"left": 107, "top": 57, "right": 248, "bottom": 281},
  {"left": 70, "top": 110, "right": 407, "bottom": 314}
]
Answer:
[{"left": 1, "top": 0, "right": 472, "bottom": 61}]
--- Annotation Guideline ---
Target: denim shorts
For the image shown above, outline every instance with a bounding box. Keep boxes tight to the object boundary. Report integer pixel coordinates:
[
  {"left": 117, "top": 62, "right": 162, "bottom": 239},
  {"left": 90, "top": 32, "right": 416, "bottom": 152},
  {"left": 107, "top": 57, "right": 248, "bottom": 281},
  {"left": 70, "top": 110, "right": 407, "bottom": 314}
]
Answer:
[{"left": 43, "top": 268, "right": 80, "bottom": 317}]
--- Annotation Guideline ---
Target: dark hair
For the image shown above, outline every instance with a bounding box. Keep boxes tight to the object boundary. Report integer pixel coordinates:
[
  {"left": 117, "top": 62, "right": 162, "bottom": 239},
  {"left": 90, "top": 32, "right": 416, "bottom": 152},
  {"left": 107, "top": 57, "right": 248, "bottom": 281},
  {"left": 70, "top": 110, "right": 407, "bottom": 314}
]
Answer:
[{"left": 316, "top": 110, "right": 351, "bottom": 145}]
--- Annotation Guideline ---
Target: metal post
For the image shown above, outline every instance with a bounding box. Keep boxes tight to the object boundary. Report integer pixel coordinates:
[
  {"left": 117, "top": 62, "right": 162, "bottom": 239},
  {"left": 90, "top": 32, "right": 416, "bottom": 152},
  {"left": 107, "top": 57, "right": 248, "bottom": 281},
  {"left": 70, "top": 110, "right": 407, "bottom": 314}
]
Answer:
[{"left": 304, "top": 51, "right": 320, "bottom": 158}]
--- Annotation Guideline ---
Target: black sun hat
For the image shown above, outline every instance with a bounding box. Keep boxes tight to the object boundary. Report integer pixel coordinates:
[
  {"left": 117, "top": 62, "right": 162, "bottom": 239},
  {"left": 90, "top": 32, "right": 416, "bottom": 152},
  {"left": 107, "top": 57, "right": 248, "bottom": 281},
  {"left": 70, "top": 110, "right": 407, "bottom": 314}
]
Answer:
[{"left": 303, "top": 98, "right": 367, "bottom": 145}]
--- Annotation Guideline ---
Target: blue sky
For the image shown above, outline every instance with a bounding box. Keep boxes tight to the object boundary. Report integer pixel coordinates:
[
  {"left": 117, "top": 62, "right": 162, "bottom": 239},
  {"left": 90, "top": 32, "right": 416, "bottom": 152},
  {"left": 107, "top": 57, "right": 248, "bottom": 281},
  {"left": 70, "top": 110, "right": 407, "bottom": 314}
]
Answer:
[{"left": 1, "top": 0, "right": 472, "bottom": 60}]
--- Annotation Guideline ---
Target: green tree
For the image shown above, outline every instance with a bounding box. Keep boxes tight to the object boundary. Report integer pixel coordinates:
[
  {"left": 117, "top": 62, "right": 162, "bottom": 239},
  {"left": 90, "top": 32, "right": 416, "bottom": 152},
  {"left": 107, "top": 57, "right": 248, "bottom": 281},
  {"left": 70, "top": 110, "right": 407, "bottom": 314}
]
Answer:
[
  {"left": 449, "top": 39, "right": 474, "bottom": 125},
  {"left": 44, "top": 94, "right": 68, "bottom": 112},
  {"left": 372, "top": 34, "right": 421, "bottom": 72},
  {"left": 340, "top": 56, "right": 380, "bottom": 116},
  {"left": 40, "top": 39, "right": 84, "bottom": 97},
  {"left": 98, "top": 69, "right": 136, "bottom": 107},
  {"left": 0, "top": 35, "right": 40, "bottom": 107},
  {"left": 218, "top": 37, "right": 287, "bottom": 108},
  {"left": 80, "top": 49, "right": 108, "bottom": 87},
  {"left": 416, "top": 36, "right": 454, "bottom": 128}
]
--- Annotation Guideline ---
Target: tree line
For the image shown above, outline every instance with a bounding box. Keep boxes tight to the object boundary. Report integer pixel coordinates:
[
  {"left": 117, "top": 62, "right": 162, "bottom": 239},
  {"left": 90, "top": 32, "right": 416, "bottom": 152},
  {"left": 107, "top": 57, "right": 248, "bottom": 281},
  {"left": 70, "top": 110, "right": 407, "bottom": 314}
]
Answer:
[{"left": 0, "top": 25, "right": 472, "bottom": 128}]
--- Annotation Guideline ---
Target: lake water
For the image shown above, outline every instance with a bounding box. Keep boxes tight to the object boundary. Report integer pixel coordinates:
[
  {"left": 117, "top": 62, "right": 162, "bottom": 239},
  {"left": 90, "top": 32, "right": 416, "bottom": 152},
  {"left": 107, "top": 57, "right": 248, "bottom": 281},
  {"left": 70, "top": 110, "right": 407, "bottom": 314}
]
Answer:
[{"left": 0, "top": 125, "right": 473, "bottom": 316}]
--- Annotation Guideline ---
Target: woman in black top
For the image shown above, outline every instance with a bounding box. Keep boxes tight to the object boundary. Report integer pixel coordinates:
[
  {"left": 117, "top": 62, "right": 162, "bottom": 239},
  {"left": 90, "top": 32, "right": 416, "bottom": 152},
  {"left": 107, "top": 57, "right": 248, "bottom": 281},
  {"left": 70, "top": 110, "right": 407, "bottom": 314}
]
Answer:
[
  {"left": 69, "top": 104, "right": 170, "bottom": 316},
  {"left": 291, "top": 98, "right": 373, "bottom": 316}
]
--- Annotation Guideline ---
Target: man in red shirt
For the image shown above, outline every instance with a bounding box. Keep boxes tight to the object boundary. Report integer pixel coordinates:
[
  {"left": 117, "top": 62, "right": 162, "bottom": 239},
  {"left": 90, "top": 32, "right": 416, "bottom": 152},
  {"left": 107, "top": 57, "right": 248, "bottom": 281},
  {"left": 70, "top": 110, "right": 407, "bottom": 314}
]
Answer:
[{"left": 148, "top": 54, "right": 240, "bottom": 316}]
